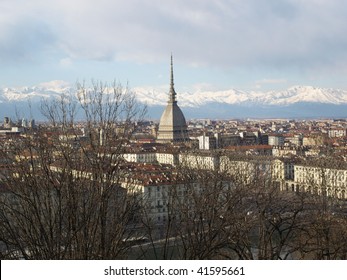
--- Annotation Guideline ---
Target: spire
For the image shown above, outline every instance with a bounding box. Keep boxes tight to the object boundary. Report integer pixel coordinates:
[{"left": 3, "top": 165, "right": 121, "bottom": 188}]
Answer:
[{"left": 169, "top": 54, "right": 176, "bottom": 102}]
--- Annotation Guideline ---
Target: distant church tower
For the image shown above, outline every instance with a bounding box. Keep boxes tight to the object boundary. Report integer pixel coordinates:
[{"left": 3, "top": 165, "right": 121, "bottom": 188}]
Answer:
[{"left": 157, "top": 55, "right": 189, "bottom": 143}]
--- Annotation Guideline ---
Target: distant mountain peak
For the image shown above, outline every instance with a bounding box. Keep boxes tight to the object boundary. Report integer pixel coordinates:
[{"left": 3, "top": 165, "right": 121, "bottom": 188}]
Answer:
[
  {"left": 0, "top": 81, "right": 73, "bottom": 103},
  {"left": 1, "top": 82, "right": 347, "bottom": 118},
  {"left": 134, "top": 85, "right": 347, "bottom": 107}
]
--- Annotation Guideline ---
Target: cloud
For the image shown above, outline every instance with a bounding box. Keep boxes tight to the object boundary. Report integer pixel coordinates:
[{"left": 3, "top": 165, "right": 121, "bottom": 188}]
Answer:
[
  {"left": 0, "top": 19, "right": 55, "bottom": 63},
  {"left": 0, "top": 1, "right": 57, "bottom": 63},
  {"left": 59, "top": 58, "right": 73, "bottom": 68},
  {"left": 2, "top": 0, "right": 347, "bottom": 75}
]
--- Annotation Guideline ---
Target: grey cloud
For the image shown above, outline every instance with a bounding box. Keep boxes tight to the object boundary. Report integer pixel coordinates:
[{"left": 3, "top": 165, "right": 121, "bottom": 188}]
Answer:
[
  {"left": 0, "top": 18, "right": 56, "bottom": 64},
  {"left": 2, "top": 0, "right": 347, "bottom": 74}
]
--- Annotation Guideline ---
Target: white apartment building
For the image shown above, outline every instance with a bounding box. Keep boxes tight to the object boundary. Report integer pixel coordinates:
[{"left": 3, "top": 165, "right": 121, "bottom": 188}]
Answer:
[
  {"left": 268, "top": 135, "right": 285, "bottom": 146},
  {"left": 328, "top": 128, "right": 347, "bottom": 138},
  {"left": 293, "top": 165, "right": 347, "bottom": 199},
  {"left": 122, "top": 151, "right": 178, "bottom": 166},
  {"left": 179, "top": 152, "right": 219, "bottom": 170},
  {"left": 220, "top": 156, "right": 272, "bottom": 184},
  {"left": 121, "top": 179, "right": 176, "bottom": 223},
  {"left": 196, "top": 135, "right": 217, "bottom": 150},
  {"left": 271, "top": 159, "right": 292, "bottom": 180},
  {"left": 121, "top": 151, "right": 347, "bottom": 202},
  {"left": 121, "top": 176, "right": 207, "bottom": 224},
  {"left": 156, "top": 152, "right": 178, "bottom": 166},
  {"left": 122, "top": 152, "right": 157, "bottom": 163},
  {"left": 272, "top": 146, "right": 298, "bottom": 157},
  {"left": 286, "top": 135, "right": 303, "bottom": 146}
]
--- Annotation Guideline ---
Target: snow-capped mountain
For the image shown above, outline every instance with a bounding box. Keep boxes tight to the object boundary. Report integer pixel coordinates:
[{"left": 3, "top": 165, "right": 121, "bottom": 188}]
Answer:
[
  {"left": 0, "top": 80, "right": 72, "bottom": 103},
  {"left": 259, "top": 86, "right": 347, "bottom": 105},
  {"left": 133, "top": 85, "right": 347, "bottom": 107},
  {"left": 1, "top": 81, "right": 347, "bottom": 118}
]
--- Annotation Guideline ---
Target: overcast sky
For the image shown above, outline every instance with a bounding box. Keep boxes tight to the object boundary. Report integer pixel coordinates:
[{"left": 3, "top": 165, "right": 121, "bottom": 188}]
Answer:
[{"left": 1, "top": 0, "right": 347, "bottom": 91}]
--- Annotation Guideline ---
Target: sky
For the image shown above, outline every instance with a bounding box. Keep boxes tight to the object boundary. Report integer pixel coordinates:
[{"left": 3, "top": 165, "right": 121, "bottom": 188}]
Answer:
[{"left": 1, "top": 0, "right": 347, "bottom": 92}]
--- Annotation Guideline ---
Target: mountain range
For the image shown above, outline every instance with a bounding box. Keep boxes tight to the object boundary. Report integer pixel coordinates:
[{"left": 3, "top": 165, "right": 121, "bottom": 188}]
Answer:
[{"left": 1, "top": 80, "right": 347, "bottom": 119}]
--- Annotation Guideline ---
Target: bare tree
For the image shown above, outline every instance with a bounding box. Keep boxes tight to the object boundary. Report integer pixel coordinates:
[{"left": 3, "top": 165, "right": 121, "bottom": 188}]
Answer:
[
  {"left": 0, "top": 81, "right": 146, "bottom": 259},
  {"left": 144, "top": 153, "right": 339, "bottom": 260},
  {"left": 2, "top": 87, "right": 347, "bottom": 260}
]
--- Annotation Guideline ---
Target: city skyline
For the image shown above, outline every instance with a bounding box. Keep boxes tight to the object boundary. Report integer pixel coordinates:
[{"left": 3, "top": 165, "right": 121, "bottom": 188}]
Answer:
[
  {"left": 2, "top": 1, "right": 347, "bottom": 265},
  {"left": 1, "top": 0, "right": 347, "bottom": 93}
]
